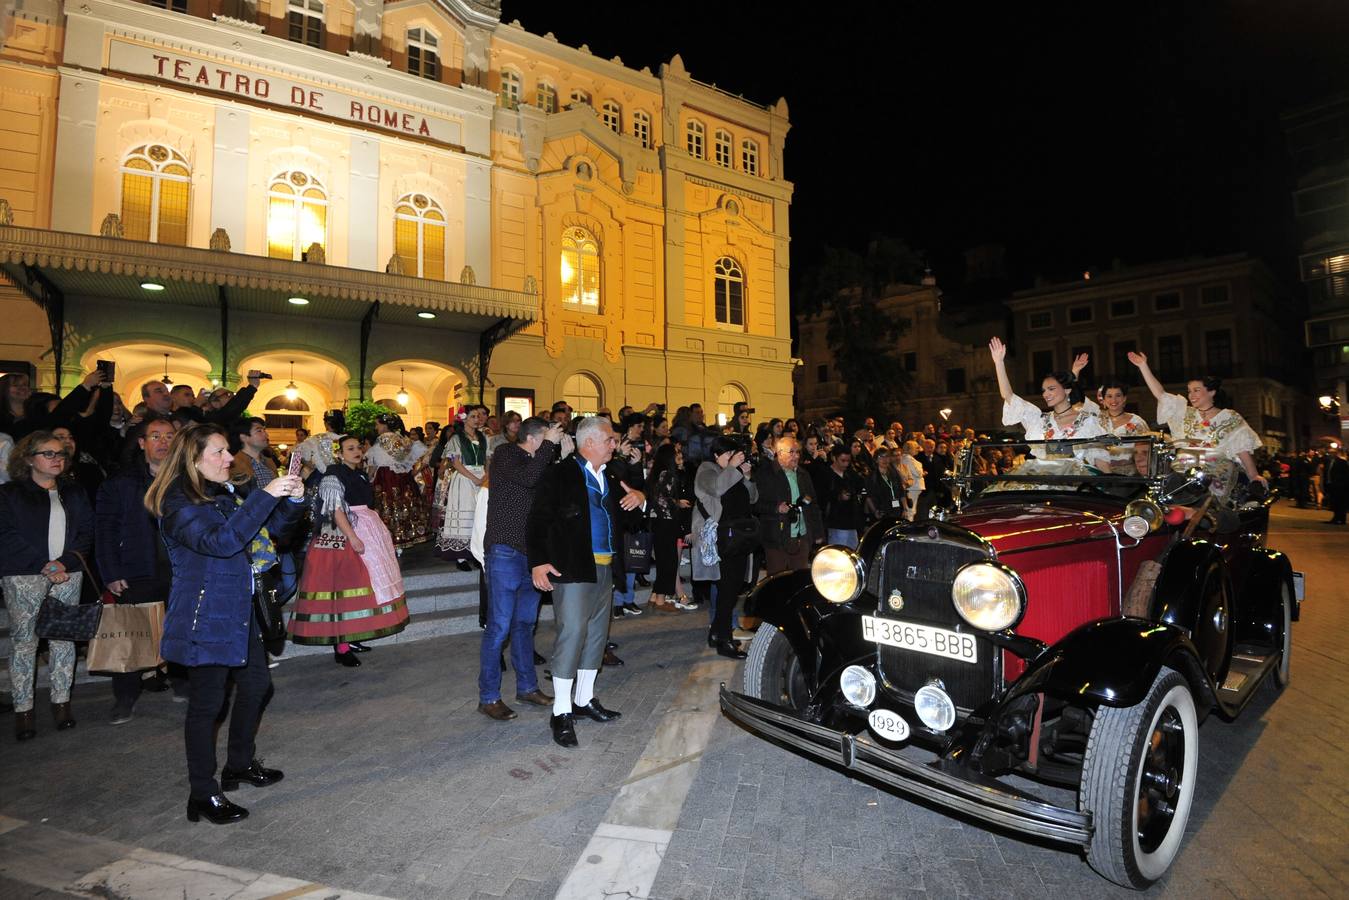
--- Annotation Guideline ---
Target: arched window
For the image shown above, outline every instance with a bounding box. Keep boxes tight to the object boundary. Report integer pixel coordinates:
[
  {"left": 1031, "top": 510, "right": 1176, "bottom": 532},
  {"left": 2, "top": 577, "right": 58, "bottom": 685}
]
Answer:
[
  {"left": 714, "top": 256, "right": 744, "bottom": 327},
  {"left": 287, "top": 0, "right": 323, "bottom": 48},
  {"left": 632, "top": 110, "right": 651, "bottom": 149},
  {"left": 264, "top": 393, "right": 310, "bottom": 431},
  {"left": 717, "top": 383, "right": 746, "bottom": 427},
  {"left": 394, "top": 192, "right": 446, "bottom": 280},
  {"left": 560, "top": 226, "right": 600, "bottom": 309},
  {"left": 120, "top": 144, "right": 190, "bottom": 245},
  {"left": 569, "top": 89, "right": 591, "bottom": 109},
  {"left": 536, "top": 81, "right": 558, "bottom": 114},
  {"left": 601, "top": 100, "right": 622, "bottom": 133},
  {"left": 267, "top": 170, "right": 327, "bottom": 261},
  {"left": 563, "top": 373, "right": 602, "bottom": 417},
  {"left": 499, "top": 69, "right": 521, "bottom": 109},
  {"left": 741, "top": 139, "right": 759, "bottom": 175},
  {"left": 407, "top": 27, "right": 440, "bottom": 80},
  {"left": 713, "top": 129, "right": 732, "bottom": 168},
  {"left": 686, "top": 119, "right": 704, "bottom": 159}
]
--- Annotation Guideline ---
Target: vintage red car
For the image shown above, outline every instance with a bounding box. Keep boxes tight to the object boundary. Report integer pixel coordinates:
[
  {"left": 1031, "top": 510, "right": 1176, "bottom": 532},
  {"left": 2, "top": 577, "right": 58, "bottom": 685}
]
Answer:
[{"left": 721, "top": 436, "right": 1302, "bottom": 889}]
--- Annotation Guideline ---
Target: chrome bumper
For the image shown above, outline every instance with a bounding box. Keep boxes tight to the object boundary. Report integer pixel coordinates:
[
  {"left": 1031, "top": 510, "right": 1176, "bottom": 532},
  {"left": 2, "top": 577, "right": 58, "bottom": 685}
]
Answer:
[{"left": 719, "top": 686, "right": 1092, "bottom": 846}]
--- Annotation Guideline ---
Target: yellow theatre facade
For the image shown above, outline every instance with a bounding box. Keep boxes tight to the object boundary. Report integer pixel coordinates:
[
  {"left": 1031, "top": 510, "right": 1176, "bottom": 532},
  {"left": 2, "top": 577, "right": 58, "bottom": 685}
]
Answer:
[{"left": 0, "top": 0, "right": 794, "bottom": 431}]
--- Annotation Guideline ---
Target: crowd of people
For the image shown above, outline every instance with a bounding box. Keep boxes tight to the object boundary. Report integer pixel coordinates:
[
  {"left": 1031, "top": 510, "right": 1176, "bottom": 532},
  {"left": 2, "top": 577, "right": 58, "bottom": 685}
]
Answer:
[{"left": 0, "top": 339, "right": 1334, "bottom": 822}]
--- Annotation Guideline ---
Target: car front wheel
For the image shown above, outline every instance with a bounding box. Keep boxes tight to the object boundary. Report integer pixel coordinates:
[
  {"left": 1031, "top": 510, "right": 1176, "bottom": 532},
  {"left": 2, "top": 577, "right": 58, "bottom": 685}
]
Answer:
[
  {"left": 1273, "top": 581, "right": 1292, "bottom": 689},
  {"left": 742, "top": 627, "right": 809, "bottom": 710},
  {"left": 1080, "top": 667, "right": 1199, "bottom": 889}
]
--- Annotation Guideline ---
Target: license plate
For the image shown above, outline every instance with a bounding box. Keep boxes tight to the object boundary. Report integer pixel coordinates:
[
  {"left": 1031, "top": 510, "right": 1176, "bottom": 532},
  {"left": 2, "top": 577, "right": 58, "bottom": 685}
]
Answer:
[{"left": 861, "top": 615, "right": 978, "bottom": 664}]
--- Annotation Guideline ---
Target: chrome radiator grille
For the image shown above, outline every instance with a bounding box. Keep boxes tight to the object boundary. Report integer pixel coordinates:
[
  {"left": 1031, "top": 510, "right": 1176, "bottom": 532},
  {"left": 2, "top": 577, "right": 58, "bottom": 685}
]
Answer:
[{"left": 875, "top": 539, "right": 996, "bottom": 712}]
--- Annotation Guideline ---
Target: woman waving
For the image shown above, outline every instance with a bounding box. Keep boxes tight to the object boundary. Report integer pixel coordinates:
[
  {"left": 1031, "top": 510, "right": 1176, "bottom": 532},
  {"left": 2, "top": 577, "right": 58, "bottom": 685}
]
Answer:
[{"left": 989, "top": 338, "right": 1104, "bottom": 441}]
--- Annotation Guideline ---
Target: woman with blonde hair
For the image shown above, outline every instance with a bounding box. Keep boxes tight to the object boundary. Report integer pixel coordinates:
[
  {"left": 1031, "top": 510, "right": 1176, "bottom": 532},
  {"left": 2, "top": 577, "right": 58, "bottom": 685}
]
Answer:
[{"left": 146, "top": 423, "right": 305, "bottom": 824}]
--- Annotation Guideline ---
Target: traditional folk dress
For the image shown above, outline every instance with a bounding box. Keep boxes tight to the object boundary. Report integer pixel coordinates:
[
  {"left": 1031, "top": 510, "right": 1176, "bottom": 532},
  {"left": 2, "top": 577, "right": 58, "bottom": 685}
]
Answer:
[
  {"left": 433, "top": 428, "right": 488, "bottom": 562},
  {"left": 289, "top": 463, "right": 409, "bottom": 645},
  {"left": 996, "top": 395, "right": 1109, "bottom": 488},
  {"left": 1155, "top": 393, "right": 1262, "bottom": 503},
  {"left": 1098, "top": 411, "right": 1152, "bottom": 475},
  {"left": 366, "top": 431, "right": 428, "bottom": 548}
]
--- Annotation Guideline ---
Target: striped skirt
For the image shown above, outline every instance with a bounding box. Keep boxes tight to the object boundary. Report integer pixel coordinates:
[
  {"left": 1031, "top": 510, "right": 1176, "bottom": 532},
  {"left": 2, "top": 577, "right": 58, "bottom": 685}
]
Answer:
[{"left": 290, "top": 517, "right": 408, "bottom": 645}]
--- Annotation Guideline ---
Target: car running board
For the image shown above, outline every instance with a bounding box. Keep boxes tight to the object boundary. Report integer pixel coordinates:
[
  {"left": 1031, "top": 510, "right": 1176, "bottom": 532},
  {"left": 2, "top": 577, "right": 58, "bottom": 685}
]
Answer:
[{"left": 1215, "top": 647, "right": 1277, "bottom": 716}]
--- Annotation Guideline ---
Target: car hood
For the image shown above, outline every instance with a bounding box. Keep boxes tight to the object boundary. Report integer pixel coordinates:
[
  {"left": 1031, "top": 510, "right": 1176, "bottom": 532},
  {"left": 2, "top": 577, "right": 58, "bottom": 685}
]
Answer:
[{"left": 950, "top": 498, "right": 1119, "bottom": 555}]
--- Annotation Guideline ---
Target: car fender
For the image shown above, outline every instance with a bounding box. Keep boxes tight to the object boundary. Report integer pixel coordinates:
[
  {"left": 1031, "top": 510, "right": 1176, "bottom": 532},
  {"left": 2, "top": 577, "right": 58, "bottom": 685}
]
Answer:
[
  {"left": 1150, "top": 539, "right": 1232, "bottom": 683},
  {"left": 742, "top": 570, "right": 822, "bottom": 683},
  {"left": 1003, "top": 618, "right": 1215, "bottom": 711},
  {"left": 1233, "top": 549, "right": 1296, "bottom": 647}
]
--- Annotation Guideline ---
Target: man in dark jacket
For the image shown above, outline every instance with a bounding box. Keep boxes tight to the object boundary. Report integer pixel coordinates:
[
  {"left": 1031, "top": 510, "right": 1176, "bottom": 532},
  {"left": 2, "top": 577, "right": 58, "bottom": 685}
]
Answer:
[
  {"left": 528, "top": 416, "right": 645, "bottom": 748},
  {"left": 754, "top": 435, "right": 823, "bottom": 574},
  {"left": 819, "top": 444, "right": 865, "bottom": 548},
  {"left": 95, "top": 416, "right": 181, "bottom": 722},
  {"left": 158, "top": 371, "right": 263, "bottom": 426},
  {"left": 477, "top": 417, "right": 561, "bottom": 721},
  {"left": 1324, "top": 447, "right": 1349, "bottom": 525}
]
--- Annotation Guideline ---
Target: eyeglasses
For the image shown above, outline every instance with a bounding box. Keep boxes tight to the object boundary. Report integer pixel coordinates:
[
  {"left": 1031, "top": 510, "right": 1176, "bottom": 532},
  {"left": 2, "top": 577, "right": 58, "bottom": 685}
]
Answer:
[
  {"left": 31, "top": 450, "right": 69, "bottom": 460},
  {"left": 143, "top": 432, "right": 174, "bottom": 442}
]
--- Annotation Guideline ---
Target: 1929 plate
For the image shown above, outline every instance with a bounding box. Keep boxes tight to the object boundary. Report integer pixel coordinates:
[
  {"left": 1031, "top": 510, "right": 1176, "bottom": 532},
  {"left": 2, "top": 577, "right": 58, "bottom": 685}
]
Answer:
[{"left": 861, "top": 615, "right": 978, "bottom": 664}]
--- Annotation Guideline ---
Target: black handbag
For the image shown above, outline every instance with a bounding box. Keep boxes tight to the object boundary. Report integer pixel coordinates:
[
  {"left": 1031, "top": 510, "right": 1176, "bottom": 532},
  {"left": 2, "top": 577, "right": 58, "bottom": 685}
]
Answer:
[
  {"left": 35, "top": 593, "right": 103, "bottom": 641},
  {"left": 252, "top": 570, "right": 288, "bottom": 655},
  {"left": 624, "top": 530, "right": 653, "bottom": 574},
  {"left": 719, "top": 516, "right": 762, "bottom": 558}
]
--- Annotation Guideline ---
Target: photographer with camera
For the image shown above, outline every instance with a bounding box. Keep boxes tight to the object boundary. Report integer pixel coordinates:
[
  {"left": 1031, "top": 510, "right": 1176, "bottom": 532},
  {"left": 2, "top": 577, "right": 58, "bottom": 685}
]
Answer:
[
  {"left": 820, "top": 444, "right": 865, "bottom": 549},
  {"left": 692, "top": 435, "right": 759, "bottom": 659},
  {"left": 754, "top": 435, "right": 822, "bottom": 575}
]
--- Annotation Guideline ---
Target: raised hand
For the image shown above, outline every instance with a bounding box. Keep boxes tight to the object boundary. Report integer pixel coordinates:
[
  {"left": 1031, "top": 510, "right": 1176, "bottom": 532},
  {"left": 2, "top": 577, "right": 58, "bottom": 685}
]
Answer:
[
  {"left": 988, "top": 337, "right": 1007, "bottom": 363},
  {"left": 1127, "top": 350, "right": 1149, "bottom": 369},
  {"left": 1071, "top": 352, "right": 1090, "bottom": 377}
]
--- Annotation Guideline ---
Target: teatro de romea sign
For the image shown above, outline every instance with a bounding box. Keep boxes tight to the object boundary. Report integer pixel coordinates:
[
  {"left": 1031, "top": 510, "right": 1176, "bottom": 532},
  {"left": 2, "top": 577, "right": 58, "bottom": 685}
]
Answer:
[{"left": 107, "top": 40, "right": 462, "bottom": 146}]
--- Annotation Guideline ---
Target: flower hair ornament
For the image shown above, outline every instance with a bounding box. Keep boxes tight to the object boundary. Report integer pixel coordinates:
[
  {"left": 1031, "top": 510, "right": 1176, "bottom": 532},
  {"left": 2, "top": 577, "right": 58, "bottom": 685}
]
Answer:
[
  {"left": 330, "top": 433, "right": 352, "bottom": 463},
  {"left": 454, "top": 404, "right": 468, "bottom": 422}
]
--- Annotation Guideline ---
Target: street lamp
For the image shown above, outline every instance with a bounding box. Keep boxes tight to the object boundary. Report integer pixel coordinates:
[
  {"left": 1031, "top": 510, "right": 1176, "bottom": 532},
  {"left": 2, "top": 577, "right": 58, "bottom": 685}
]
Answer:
[{"left": 284, "top": 360, "right": 298, "bottom": 402}]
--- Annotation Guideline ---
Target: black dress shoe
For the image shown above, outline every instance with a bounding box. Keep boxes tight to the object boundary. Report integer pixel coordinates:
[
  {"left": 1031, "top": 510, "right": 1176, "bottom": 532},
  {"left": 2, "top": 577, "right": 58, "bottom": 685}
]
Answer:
[
  {"left": 334, "top": 650, "right": 361, "bottom": 667},
  {"left": 550, "top": 713, "right": 578, "bottom": 748},
  {"left": 221, "top": 759, "right": 284, "bottom": 791},
  {"left": 533, "top": 650, "right": 546, "bottom": 665},
  {"left": 348, "top": 641, "right": 372, "bottom": 653},
  {"left": 603, "top": 649, "right": 625, "bottom": 667},
  {"left": 187, "top": 793, "right": 249, "bottom": 824},
  {"left": 457, "top": 560, "right": 474, "bottom": 571},
  {"left": 574, "top": 700, "right": 622, "bottom": 722},
  {"left": 714, "top": 639, "right": 748, "bottom": 660},
  {"left": 606, "top": 641, "right": 619, "bottom": 651}
]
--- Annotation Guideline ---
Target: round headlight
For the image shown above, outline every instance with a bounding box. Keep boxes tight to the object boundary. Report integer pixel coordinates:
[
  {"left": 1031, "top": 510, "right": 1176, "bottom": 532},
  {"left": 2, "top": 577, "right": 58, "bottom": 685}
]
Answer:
[
  {"left": 811, "top": 546, "right": 865, "bottom": 604},
  {"left": 914, "top": 682, "right": 957, "bottom": 732},
  {"left": 951, "top": 562, "right": 1025, "bottom": 631},
  {"left": 839, "top": 665, "right": 876, "bottom": 708}
]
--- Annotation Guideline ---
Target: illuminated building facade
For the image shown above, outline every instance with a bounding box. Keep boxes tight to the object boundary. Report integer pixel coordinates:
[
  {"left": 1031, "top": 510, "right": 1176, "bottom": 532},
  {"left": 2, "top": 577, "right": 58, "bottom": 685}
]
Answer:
[{"left": 0, "top": 0, "right": 794, "bottom": 433}]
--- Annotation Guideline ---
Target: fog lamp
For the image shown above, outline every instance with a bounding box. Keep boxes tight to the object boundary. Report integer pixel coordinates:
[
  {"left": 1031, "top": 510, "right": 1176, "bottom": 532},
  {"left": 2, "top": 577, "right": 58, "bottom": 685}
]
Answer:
[
  {"left": 914, "top": 682, "right": 957, "bottom": 732},
  {"left": 839, "top": 665, "right": 876, "bottom": 708}
]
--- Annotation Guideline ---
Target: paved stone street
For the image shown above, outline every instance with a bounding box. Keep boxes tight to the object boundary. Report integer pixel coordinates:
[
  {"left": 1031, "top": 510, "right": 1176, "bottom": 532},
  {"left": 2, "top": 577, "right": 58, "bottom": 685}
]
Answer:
[{"left": 1, "top": 503, "right": 1345, "bottom": 899}]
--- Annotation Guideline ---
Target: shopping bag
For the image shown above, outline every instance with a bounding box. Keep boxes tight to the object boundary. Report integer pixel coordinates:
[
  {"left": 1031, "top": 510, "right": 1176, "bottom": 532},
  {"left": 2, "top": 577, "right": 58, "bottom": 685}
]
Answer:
[
  {"left": 86, "top": 602, "right": 165, "bottom": 673},
  {"left": 623, "top": 530, "right": 653, "bottom": 574}
]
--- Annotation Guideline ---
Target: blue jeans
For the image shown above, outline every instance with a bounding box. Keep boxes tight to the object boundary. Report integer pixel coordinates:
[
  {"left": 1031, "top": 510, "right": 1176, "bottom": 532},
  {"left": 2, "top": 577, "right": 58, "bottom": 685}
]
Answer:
[
  {"left": 613, "top": 571, "right": 637, "bottom": 606},
  {"left": 827, "top": 528, "right": 859, "bottom": 549},
  {"left": 479, "top": 545, "right": 540, "bottom": 703}
]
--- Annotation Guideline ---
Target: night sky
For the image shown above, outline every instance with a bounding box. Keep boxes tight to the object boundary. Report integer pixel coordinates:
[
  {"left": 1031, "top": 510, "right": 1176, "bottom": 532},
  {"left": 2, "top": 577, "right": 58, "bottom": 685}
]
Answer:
[{"left": 506, "top": 1, "right": 1349, "bottom": 297}]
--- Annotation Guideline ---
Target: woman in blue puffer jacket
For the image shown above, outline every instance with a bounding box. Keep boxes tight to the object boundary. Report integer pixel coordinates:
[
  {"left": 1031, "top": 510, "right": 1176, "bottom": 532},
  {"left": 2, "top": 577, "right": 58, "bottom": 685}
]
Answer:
[{"left": 144, "top": 423, "right": 305, "bottom": 825}]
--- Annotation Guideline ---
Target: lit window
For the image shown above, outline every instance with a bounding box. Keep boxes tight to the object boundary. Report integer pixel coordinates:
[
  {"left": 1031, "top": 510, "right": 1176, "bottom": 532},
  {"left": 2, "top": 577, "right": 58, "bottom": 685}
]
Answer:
[
  {"left": 267, "top": 171, "right": 327, "bottom": 261},
  {"left": 394, "top": 193, "right": 446, "bottom": 280},
  {"left": 713, "top": 256, "right": 744, "bottom": 326},
  {"left": 407, "top": 28, "right": 440, "bottom": 81},
  {"left": 560, "top": 226, "right": 600, "bottom": 309},
  {"left": 686, "top": 119, "right": 704, "bottom": 159},
  {"left": 601, "top": 100, "right": 621, "bottom": 133},
  {"left": 714, "top": 129, "right": 732, "bottom": 168},
  {"left": 287, "top": 0, "right": 323, "bottom": 48},
  {"left": 569, "top": 89, "right": 591, "bottom": 109},
  {"left": 499, "top": 69, "right": 521, "bottom": 109},
  {"left": 562, "top": 372, "right": 602, "bottom": 417},
  {"left": 120, "top": 144, "right": 190, "bottom": 245},
  {"left": 741, "top": 139, "right": 758, "bottom": 175},
  {"left": 537, "top": 82, "right": 558, "bottom": 114},
  {"left": 148, "top": 0, "right": 187, "bottom": 11},
  {"left": 633, "top": 110, "right": 651, "bottom": 148}
]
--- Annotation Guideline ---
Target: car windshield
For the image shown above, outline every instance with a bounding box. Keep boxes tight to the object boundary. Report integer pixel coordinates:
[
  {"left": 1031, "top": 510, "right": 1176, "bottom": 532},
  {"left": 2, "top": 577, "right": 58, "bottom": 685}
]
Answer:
[{"left": 957, "top": 436, "right": 1161, "bottom": 502}]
